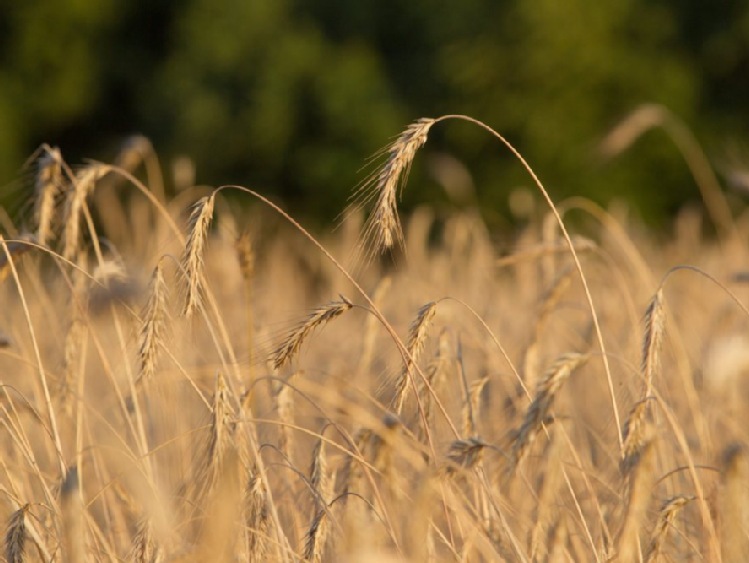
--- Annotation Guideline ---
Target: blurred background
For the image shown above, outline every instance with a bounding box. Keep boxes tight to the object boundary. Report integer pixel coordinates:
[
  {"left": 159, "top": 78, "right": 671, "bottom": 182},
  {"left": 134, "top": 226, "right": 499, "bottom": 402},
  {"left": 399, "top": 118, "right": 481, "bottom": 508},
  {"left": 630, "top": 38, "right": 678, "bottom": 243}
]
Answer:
[{"left": 2, "top": 0, "right": 749, "bottom": 229}]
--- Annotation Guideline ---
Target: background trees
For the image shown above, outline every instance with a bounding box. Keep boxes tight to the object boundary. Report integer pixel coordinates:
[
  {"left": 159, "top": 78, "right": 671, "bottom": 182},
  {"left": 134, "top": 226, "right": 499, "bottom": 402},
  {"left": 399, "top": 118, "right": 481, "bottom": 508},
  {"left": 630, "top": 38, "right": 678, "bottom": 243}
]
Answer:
[{"left": 2, "top": 0, "right": 748, "bottom": 226}]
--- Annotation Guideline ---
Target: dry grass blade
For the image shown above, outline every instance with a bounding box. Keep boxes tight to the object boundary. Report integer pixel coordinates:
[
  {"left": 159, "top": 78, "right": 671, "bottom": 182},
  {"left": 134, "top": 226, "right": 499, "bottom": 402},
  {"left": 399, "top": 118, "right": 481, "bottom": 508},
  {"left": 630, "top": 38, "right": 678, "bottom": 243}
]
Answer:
[
  {"left": 645, "top": 495, "right": 691, "bottom": 562},
  {"left": 271, "top": 296, "right": 353, "bottom": 370},
  {"left": 641, "top": 289, "right": 665, "bottom": 395},
  {"left": 5, "top": 504, "right": 28, "bottom": 563},
  {"left": 353, "top": 117, "right": 435, "bottom": 258},
  {"left": 138, "top": 261, "right": 168, "bottom": 386},
  {"left": 394, "top": 301, "right": 437, "bottom": 414},
  {"left": 511, "top": 353, "right": 588, "bottom": 472},
  {"left": 181, "top": 194, "right": 216, "bottom": 318}
]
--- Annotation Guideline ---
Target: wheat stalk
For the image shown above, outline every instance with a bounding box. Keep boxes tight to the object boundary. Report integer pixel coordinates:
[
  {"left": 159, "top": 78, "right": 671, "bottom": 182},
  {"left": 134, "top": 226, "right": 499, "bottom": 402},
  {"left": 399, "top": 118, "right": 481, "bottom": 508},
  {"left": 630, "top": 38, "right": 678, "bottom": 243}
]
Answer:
[
  {"left": 720, "top": 444, "right": 749, "bottom": 562},
  {"left": 617, "top": 440, "right": 656, "bottom": 563},
  {"left": 61, "top": 467, "right": 84, "bottom": 563}
]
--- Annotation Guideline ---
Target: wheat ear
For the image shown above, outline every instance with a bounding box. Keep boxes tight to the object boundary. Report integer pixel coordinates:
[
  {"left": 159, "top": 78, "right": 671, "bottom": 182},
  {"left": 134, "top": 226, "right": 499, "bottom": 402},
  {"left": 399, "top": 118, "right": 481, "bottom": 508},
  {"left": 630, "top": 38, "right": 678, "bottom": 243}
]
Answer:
[
  {"left": 644, "top": 495, "right": 691, "bottom": 562},
  {"left": 34, "top": 147, "right": 63, "bottom": 246},
  {"left": 393, "top": 301, "right": 438, "bottom": 414},
  {"left": 353, "top": 118, "right": 435, "bottom": 257},
  {"left": 271, "top": 296, "right": 353, "bottom": 369},
  {"left": 641, "top": 289, "right": 665, "bottom": 395},
  {"left": 181, "top": 195, "right": 215, "bottom": 318},
  {"left": 511, "top": 353, "right": 588, "bottom": 473},
  {"left": 63, "top": 165, "right": 101, "bottom": 260},
  {"left": 137, "top": 261, "right": 168, "bottom": 386},
  {"left": 5, "top": 504, "right": 28, "bottom": 563}
]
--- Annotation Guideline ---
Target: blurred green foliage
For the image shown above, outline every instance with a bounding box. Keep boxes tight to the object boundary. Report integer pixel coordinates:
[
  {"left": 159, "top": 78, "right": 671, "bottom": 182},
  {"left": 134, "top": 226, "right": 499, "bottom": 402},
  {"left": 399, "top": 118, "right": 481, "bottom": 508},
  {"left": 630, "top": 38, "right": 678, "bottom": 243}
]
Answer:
[{"left": 2, "top": 0, "right": 749, "bottom": 226}]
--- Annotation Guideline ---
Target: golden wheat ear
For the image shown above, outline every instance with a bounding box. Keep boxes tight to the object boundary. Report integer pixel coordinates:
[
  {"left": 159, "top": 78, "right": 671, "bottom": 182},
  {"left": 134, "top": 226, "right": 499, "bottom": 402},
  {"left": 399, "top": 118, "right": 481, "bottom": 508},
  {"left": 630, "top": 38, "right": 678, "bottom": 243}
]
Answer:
[
  {"left": 181, "top": 194, "right": 216, "bottom": 318},
  {"left": 351, "top": 118, "right": 435, "bottom": 260}
]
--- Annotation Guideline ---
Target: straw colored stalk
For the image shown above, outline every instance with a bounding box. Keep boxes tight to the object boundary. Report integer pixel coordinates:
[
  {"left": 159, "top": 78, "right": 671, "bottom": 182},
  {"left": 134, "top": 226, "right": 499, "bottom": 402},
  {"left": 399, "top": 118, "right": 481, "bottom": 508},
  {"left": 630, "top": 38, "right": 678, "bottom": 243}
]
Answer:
[
  {"left": 511, "top": 353, "right": 588, "bottom": 473},
  {"left": 61, "top": 467, "right": 85, "bottom": 563},
  {"left": 182, "top": 195, "right": 216, "bottom": 318},
  {"left": 196, "top": 447, "right": 242, "bottom": 562},
  {"left": 617, "top": 440, "right": 656, "bottom": 563},
  {"left": 393, "top": 301, "right": 437, "bottom": 415},
  {"left": 275, "top": 374, "right": 296, "bottom": 465},
  {"left": 719, "top": 445, "right": 749, "bottom": 562},
  {"left": 353, "top": 118, "right": 435, "bottom": 257},
  {"left": 271, "top": 296, "right": 353, "bottom": 370},
  {"left": 34, "top": 147, "right": 63, "bottom": 246}
]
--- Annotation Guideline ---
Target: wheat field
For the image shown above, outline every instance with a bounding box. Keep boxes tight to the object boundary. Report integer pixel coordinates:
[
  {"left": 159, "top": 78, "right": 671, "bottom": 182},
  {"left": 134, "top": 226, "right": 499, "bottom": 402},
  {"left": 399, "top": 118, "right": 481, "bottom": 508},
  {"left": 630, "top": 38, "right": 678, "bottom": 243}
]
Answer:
[{"left": 1, "top": 114, "right": 748, "bottom": 562}]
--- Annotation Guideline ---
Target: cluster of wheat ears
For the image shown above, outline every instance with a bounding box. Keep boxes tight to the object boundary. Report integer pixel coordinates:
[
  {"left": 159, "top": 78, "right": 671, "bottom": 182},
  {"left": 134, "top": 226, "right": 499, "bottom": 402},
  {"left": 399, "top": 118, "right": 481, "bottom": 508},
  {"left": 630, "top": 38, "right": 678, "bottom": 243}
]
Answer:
[{"left": 1, "top": 110, "right": 749, "bottom": 562}]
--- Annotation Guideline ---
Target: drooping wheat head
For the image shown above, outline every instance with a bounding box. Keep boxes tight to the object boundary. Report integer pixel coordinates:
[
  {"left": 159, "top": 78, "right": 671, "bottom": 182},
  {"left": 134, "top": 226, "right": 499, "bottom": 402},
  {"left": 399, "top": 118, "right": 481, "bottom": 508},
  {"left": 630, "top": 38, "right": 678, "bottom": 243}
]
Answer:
[{"left": 270, "top": 296, "right": 354, "bottom": 370}]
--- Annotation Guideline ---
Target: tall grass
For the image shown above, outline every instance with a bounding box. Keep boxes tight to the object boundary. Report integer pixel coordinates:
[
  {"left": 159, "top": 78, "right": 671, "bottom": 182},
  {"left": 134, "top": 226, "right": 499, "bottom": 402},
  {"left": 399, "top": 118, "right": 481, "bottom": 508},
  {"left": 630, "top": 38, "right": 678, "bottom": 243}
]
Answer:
[{"left": 0, "top": 112, "right": 747, "bottom": 561}]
